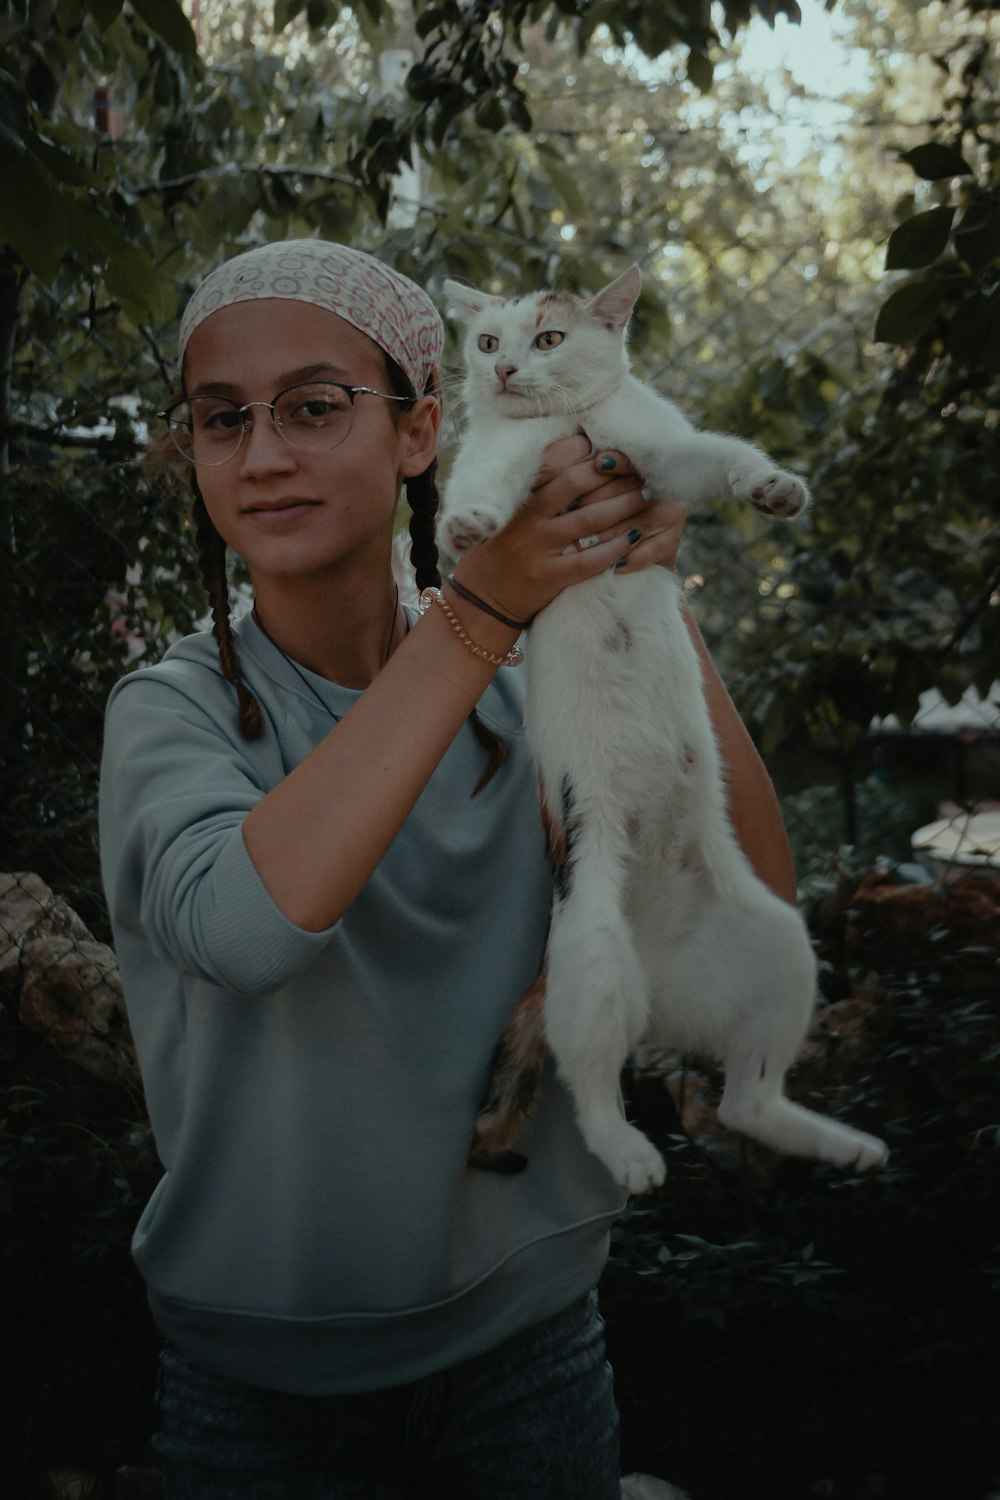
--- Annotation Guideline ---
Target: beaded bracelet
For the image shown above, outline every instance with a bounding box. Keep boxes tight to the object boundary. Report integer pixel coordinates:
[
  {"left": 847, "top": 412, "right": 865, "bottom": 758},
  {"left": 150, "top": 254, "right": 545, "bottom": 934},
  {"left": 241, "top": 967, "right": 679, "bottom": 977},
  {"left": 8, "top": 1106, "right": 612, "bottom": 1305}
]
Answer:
[
  {"left": 446, "top": 575, "right": 533, "bottom": 631},
  {"left": 419, "top": 587, "right": 524, "bottom": 668}
]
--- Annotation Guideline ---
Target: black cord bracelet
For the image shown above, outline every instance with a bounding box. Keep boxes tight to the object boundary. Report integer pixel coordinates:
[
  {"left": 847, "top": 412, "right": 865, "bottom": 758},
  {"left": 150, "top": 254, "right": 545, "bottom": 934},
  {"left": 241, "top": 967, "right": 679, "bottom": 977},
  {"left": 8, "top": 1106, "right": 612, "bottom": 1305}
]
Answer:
[{"left": 446, "top": 575, "right": 533, "bottom": 631}]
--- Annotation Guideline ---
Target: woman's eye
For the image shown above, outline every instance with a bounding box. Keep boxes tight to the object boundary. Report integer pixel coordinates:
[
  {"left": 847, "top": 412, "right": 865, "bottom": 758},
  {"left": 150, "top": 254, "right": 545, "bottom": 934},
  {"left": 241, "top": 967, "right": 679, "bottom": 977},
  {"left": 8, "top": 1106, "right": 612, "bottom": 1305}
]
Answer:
[
  {"left": 283, "top": 387, "right": 351, "bottom": 422},
  {"left": 534, "top": 330, "right": 565, "bottom": 351},
  {"left": 478, "top": 334, "right": 499, "bottom": 353},
  {"left": 202, "top": 407, "right": 242, "bottom": 431}
]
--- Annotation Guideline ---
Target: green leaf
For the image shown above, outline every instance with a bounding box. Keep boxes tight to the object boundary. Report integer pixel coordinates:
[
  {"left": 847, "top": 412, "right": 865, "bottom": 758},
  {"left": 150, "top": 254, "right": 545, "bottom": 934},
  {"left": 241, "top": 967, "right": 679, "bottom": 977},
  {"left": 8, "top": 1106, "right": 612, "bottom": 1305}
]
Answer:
[
  {"left": 953, "top": 204, "right": 1000, "bottom": 275},
  {"left": 981, "top": 299, "right": 1000, "bottom": 375},
  {"left": 356, "top": 0, "right": 387, "bottom": 23},
  {"left": 102, "top": 238, "right": 177, "bottom": 326},
  {"left": 406, "top": 62, "right": 442, "bottom": 103},
  {"left": 305, "top": 0, "right": 338, "bottom": 28},
  {"left": 415, "top": 5, "right": 447, "bottom": 39},
  {"left": 0, "top": 148, "right": 65, "bottom": 282},
  {"left": 507, "top": 89, "right": 532, "bottom": 133},
  {"left": 29, "top": 133, "right": 101, "bottom": 188},
  {"left": 0, "top": 67, "right": 27, "bottom": 156},
  {"left": 884, "top": 207, "right": 954, "bottom": 271},
  {"left": 947, "top": 292, "right": 991, "bottom": 365},
  {"left": 874, "top": 276, "right": 947, "bottom": 344},
  {"left": 686, "top": 50, "right": 715, "bottom": 93},
  {"left": 273, "top": 0, "right": 309, "bottom": 29},
  {"left": 899, "top": 143, "right": 972, "bottom": 181},
  {"left": 474, "top": 94, "right": 507, "bottom": 132},
  {"left": 129, "top": 0, "right": 198, "bottom": 57},
  {"left": 92, "top": 0, "right": 126, "bottom": 29},
  {"left": 541, "top": 156, "right": 587, "bottom": 221}
]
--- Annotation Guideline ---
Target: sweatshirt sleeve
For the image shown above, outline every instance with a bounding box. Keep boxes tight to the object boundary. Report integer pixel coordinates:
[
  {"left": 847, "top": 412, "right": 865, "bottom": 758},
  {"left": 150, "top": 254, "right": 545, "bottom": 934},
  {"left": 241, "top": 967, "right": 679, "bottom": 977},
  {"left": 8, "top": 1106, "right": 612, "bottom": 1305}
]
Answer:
[{"left": 99, "top": 661, "right": 339, "bottom": 998}]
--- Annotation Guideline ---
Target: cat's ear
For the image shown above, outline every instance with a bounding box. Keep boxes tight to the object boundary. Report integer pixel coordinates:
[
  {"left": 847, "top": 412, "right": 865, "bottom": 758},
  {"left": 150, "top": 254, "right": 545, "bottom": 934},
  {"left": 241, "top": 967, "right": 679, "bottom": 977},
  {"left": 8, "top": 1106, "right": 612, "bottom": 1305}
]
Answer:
[
  {"left": 585, "top": 265, "right": 641, "bottom": 333},
  {"left": 443, "top": 280, "right": 501, "bottom": 323}
]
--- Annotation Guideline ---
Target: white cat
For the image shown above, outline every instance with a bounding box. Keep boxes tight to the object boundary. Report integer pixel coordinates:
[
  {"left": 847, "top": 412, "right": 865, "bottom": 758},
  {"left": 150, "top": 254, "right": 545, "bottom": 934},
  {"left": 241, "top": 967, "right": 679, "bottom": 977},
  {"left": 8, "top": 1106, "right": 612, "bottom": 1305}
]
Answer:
[{"left": 439, "top": 266, "right": 888, "bottom": 1193}]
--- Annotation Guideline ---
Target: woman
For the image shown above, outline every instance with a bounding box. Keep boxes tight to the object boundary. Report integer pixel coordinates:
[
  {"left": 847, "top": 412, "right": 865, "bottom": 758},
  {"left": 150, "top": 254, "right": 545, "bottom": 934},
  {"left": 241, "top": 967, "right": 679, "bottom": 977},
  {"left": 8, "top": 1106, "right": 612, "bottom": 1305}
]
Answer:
[{"left": 100, "top": 239, "right": 795, "bottom": 1498}]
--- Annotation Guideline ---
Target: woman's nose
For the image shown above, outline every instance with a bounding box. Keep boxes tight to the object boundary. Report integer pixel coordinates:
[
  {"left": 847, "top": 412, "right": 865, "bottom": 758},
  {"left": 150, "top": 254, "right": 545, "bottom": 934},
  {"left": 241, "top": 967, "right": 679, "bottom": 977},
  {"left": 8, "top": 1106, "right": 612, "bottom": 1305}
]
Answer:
[{"left": 238, "top": 408, "right": 296, "bottom": 473}]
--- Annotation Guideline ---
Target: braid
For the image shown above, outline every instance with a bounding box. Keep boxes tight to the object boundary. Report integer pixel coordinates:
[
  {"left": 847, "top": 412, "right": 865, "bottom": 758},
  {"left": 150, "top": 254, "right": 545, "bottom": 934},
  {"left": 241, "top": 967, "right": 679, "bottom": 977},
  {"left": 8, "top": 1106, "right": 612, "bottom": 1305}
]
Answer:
[
  {"left": 190, "top": 479, "right": 265, "bottom": 741},
  {"left": 401, "top": 383, "right": 508, "bottom": 798},
  {"left": 405, "top": 459, "right": 442, "bottom": 594}
]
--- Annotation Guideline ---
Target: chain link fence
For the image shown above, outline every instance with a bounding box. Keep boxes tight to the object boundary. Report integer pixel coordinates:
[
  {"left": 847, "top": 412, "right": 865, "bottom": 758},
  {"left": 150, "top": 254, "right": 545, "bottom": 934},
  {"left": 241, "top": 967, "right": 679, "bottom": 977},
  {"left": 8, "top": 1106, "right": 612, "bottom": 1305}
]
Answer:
[{"left": 3, "top": 214, "right": 999, "bottom": 1092}]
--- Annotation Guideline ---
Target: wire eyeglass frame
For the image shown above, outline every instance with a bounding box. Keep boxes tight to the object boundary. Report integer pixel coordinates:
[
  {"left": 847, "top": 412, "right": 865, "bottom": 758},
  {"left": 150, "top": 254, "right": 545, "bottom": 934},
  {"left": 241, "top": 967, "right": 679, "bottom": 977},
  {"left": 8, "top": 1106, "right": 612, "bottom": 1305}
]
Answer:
[{"left": 159, "top": 381, "right": 416, "bottom": 467}]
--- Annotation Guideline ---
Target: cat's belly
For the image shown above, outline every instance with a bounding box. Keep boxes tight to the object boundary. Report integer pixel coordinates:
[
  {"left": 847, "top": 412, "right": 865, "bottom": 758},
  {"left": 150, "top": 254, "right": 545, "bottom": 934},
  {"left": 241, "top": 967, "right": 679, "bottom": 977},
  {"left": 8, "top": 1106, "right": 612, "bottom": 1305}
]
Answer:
[
  {"left": 526, "top": 573, "right": 707, "bottom": 768},
  {"left": 524, "top": 570, "right": 722, "bottom": 857}
]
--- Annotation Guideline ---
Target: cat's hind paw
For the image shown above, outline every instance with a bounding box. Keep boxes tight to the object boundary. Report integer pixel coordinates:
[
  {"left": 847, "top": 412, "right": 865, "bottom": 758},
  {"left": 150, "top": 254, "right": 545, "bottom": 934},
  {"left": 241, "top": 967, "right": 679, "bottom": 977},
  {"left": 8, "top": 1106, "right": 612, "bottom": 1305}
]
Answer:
[
  {"left": 841, "top": 1130, "right": 890, "bottom": 1174},
  {"left": 583, "top": 1121, "right": 667, "bottom": 1195},
  {"left": 439, "top": 508, "right": 501, "bottom": 555},
  {"left": 729, "top": 466, "right": 810, "bottom": 519}
]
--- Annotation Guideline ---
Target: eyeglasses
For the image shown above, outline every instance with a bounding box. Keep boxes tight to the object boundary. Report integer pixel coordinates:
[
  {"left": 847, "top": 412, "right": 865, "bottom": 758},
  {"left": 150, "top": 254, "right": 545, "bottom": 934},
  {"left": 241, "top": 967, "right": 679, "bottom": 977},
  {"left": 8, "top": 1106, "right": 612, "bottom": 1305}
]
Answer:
[{"left": 159, "top": 381, "right": 415, "bottom": 467}]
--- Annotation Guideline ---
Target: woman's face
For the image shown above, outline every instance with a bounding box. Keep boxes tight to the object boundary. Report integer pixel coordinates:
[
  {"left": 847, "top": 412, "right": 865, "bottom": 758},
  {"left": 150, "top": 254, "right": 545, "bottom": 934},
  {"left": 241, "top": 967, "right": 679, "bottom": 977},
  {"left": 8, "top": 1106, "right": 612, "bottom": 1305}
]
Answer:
[{"left": 182, "top": 299, "right": 439, "bottom": 585}]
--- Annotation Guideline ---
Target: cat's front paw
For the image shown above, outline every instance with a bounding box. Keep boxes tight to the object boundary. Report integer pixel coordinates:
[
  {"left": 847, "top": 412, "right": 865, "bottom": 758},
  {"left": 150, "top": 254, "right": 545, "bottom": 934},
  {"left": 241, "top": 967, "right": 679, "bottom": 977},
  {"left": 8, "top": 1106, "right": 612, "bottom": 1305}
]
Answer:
[
  {"left": 439, "top": 508, "right": 501, "bottom": 556},
  {"left": 729, "top": 466, "right": 810, "bottom": 519}
]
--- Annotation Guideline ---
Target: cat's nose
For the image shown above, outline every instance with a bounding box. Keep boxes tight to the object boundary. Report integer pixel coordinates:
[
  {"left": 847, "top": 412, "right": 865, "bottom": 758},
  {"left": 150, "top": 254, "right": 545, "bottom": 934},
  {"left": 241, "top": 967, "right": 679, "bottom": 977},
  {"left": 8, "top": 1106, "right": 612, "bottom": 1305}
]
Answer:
[{"left": 495, "top": 363, "right": 518, "bottom": 386}]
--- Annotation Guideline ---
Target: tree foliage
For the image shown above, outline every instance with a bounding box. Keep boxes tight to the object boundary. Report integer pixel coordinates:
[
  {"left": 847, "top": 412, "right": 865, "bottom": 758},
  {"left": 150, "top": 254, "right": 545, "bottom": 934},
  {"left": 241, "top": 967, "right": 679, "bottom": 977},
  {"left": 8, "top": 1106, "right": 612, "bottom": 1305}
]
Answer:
[
  {"left": 1, "top": 0, "right": 998, "bottom": 909},
  {"left": 702, "top": 21, "right": 1000, "bottom": 765}
]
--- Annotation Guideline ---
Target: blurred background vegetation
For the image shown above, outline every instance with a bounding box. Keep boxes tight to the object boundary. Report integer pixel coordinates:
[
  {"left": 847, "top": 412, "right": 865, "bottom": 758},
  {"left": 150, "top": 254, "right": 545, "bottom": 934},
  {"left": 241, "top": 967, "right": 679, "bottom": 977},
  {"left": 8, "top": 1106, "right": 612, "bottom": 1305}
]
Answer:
[{"left": 1, "top": 0, "right": 998, "bottom": 1496}]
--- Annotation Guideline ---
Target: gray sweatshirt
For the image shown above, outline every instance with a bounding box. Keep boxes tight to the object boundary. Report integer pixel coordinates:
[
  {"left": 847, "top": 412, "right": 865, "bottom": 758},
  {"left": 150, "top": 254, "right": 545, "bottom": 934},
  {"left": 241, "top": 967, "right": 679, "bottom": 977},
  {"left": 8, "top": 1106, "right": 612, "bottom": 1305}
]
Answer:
[{"left": 99, "top": 612, "right": 624, "bottom": 1395}]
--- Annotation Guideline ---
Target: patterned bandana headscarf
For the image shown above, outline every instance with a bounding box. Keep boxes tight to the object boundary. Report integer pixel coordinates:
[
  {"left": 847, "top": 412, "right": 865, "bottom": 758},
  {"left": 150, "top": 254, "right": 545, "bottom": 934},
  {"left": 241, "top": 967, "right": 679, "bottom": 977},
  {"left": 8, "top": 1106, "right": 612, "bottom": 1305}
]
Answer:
[{"left": 178, "top": 239, "right": 445, "bottom": 395}]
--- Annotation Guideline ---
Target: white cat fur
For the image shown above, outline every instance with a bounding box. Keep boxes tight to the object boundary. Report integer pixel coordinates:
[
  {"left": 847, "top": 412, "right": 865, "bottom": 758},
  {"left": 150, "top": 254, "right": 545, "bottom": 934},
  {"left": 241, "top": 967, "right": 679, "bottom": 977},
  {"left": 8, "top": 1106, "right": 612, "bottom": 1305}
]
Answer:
[{"left": 439, "top": 266, "right": 888, "bottom": 1193}]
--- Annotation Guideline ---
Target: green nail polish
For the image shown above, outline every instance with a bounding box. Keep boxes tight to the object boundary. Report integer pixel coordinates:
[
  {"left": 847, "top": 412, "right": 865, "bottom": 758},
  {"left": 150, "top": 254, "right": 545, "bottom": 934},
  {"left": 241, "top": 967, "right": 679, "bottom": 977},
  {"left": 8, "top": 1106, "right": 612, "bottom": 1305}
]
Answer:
[
  {"left": 567, "top": 498, "right": 582, "bottom": 512},
  {"left": 614, "top": 557, "right": 629, "bottom": 570},
  {"left": 599, "top": 454, "right": 616, "bottom": 471},
  {"left": 627, "top": 529, "right": 641, "bottom": 544}
]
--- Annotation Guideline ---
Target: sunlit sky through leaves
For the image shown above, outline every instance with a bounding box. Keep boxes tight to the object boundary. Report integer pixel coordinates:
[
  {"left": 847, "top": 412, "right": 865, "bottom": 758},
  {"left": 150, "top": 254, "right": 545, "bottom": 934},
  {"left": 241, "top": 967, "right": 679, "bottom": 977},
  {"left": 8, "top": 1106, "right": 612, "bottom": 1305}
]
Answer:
[
  {"left": 735, "top": 0, "right": 874, "bottom": 167},
  {"left": 738, "top": 0, "right": 873, "bottom": 100}
]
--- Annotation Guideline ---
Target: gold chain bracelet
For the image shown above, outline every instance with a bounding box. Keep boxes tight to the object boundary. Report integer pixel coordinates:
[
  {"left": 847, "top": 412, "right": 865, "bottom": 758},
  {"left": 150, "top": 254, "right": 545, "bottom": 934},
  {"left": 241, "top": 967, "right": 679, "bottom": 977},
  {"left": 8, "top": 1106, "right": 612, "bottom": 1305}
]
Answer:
[{"left": 418, "top": 587, "right": 524, "bottom": 668}]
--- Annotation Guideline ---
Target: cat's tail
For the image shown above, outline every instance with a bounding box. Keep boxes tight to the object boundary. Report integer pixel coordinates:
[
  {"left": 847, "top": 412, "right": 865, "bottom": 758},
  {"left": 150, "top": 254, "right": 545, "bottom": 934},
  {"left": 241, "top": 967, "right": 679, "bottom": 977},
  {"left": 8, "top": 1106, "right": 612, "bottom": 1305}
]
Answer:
[{"left": 470, "top": 971, "right": 548, "bottom": 1171}]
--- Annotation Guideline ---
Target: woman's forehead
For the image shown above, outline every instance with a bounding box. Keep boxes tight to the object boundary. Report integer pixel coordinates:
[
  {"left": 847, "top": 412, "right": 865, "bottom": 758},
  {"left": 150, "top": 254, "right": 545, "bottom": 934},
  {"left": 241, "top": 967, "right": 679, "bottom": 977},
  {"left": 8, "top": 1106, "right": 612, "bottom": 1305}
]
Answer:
[{"left": 183, "top": 300, "right": 387, "bottom": 389}]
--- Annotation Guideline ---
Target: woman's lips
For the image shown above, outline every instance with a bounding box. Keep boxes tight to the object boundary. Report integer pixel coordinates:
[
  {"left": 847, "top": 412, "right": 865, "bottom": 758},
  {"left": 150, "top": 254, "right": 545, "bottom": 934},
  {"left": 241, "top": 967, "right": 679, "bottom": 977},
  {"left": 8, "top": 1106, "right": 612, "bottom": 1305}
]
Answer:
[{"left": 244, "top": 499, "right": 320, "bottom": 521}]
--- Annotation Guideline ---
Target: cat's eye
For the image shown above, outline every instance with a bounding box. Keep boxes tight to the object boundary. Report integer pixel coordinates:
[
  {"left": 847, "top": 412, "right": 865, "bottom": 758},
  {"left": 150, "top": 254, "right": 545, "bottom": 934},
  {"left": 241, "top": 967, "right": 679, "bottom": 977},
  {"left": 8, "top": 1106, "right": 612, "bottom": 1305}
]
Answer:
[
  {"left": 534, "top": 330, "right": 565, "bottom": 351},
  {"left": 478, "top": 334, "right": 500, "bottom": 353}
]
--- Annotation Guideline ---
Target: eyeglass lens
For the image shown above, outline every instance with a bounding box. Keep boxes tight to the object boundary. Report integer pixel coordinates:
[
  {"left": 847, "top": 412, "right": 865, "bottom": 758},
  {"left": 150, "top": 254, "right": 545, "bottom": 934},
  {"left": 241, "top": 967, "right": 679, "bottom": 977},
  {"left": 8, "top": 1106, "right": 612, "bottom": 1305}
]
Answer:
[{"left": 167, "top": 383, "right": 356, "bottom": 465}]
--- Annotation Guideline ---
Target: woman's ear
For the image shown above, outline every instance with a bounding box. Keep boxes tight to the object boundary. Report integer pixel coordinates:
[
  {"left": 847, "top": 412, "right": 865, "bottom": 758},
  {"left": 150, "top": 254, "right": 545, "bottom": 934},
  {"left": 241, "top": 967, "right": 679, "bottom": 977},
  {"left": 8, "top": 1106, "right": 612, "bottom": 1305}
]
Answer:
[{"left": 399, "top": 394, "right": 442, "bottom": 478}]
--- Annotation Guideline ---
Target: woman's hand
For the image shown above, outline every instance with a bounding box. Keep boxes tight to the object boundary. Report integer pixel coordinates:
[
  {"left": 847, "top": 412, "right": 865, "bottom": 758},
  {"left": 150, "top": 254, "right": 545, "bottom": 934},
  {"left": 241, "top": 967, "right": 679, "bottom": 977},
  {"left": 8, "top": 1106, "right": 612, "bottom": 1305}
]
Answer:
[
  {"left": 613, "top": 491, "right": 687, "bottom": 576},
  {"left": 452, "top": 436, "right": 687, "bottom": 624}
]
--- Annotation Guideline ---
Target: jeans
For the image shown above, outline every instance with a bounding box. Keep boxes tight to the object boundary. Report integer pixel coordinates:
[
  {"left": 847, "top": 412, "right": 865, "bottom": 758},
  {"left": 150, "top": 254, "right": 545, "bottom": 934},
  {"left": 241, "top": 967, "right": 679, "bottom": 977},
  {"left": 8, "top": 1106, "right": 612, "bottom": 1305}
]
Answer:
[{"left": 154, "top": 1289, "right": 620, "bottom": 1499}]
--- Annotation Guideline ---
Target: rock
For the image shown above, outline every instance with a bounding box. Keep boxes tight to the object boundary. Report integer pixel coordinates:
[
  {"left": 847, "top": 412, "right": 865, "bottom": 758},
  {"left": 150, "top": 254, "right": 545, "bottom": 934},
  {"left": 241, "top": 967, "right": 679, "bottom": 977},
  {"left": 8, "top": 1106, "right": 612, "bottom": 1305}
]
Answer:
[
  {"left": 816, "top": 868, "right": 1000, "bottom": 961},
  {"left": 0, "top": 870, "right": 92, "bottom": 982},
  {"left": 796, "top": 991, "right": 889, "bottom": 1080},
  {"left": 20, "top": 934, "right": 139, "bottom": 1089},
  {"left": 621, "top": 1475, "right": 693, "bottom": 1499},
  {"left": 1, "top": 870, "right": 137, "bottom": 1089}
]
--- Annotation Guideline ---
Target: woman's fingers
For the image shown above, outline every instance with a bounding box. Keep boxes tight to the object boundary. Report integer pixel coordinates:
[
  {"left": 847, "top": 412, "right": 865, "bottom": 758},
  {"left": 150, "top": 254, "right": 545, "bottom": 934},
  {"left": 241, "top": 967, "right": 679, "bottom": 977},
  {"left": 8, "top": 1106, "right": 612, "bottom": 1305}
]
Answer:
[
  {"left": 530, "top": 442, "right": 639, "bottom": 518},
  {"left": 529, "top": 453, "right": 688, "bottom": 580},
  {"left": 452, "top": 451, "right": 687, "bottom": 623},
  {"left": 609, "top": 497, "right": 688, "bottom": 575}
]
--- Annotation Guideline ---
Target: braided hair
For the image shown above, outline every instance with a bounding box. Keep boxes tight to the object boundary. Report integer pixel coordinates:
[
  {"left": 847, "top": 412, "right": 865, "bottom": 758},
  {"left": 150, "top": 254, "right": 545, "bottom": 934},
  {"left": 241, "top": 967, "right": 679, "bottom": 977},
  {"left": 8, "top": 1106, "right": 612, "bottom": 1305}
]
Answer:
[
  {"left": 142, "top": 422, "right": 267, "bottom": 740},
  {"left": 392, "top": 362, "right": 509, "bottom": 796},
  {"left": 190, "top": 477, "right": 266, "bottom": 740}
]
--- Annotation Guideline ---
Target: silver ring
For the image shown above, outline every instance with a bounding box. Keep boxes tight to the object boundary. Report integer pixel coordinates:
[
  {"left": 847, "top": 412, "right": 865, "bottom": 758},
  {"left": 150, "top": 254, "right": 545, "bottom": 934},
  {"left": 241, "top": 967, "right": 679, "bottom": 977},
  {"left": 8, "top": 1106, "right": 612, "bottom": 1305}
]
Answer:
[{"left": 575, "top": 533, "right": 601, "bottom": 552}]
